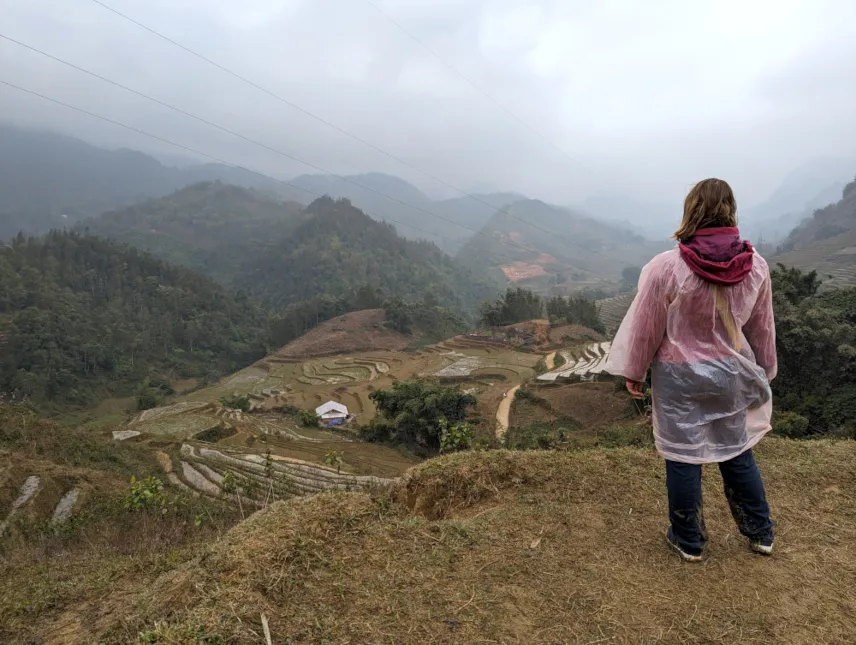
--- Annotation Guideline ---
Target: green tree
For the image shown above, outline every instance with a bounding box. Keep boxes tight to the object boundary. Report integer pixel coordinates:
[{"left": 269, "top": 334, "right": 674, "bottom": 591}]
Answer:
[{"left": 365, "top": 380, "right": 476, "bottom": 453}]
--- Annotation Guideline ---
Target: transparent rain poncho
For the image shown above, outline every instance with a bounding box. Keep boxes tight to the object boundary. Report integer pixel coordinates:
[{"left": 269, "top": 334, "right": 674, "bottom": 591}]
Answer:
[{"left": 605, "top": 249, "right": 777, "bottom": 464}]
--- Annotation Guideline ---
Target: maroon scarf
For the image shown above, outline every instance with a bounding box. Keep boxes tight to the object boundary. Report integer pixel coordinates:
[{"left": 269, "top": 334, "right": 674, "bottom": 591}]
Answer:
[{"left": 678, "top": 227, "right": 754, "bottom": 285}]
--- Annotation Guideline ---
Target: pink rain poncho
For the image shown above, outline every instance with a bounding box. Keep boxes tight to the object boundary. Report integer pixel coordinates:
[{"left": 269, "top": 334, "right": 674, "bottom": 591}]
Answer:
[{"left": 605, "top": 232, "right": 777, "bottom": 464}]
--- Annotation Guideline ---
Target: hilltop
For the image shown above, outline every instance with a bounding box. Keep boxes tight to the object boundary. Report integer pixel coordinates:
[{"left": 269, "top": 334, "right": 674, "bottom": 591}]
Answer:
[
  {"left": 76, "top": 182, "right": 306, "bottom": 286},
  {"left": 272, "top": 309, "right": 415, "bottom": 358},
  {"left": 458, "top": 199, "right": 668, "bottom": 291},
  {"left": 4, "top": 438, "right": 853, "bottom": 643},
  {"left": 237, "top": 195, "right": 499, "bottom": 313},
  {"left": 79, "top": 186, "right": 499, "bottom": 316},
  {"left": 0, "top": 125, "right": 284, "bottom": 239}
]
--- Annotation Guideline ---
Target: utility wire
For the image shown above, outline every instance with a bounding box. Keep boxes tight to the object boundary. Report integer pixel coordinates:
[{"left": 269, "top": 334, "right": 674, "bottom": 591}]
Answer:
[
  {"left": 1, "top": 32, "right": 612, "bottom": 279},
  {"left": 84, "top": 0, "right": 620, "bottom": 266},
  {"left": 363, "top": 0, "right": 669, "bottom": 225},
  {"left": 0, "top": 77, "right": 607, "bottom": 279}
]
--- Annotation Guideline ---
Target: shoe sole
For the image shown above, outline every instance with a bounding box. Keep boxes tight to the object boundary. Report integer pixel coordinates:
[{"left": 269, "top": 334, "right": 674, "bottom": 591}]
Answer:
[
  {"left": 750, "top": 542, "right": 774, "bottom": 556},
  {"left": 666, "top": 532, "right": 703, "bottom": 562}
]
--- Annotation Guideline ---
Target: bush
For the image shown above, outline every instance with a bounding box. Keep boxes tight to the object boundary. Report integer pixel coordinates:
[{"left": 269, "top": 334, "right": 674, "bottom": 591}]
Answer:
[
  {"left": 137, "top": 387, "right": 163, "bottom": 411},
  {"left": 771, "top": 410, "right": 811, "bottom": 438},
  {"left": 220, "top": 394, "right": 251, "bottom": 412},
  {"left": 439, "top": 419, "right": 475, "bottom": 453},
  {"left": 299, "top": 410, "right": 320, "bottom": 427},
  {"left": 367, "top": 380, "right": 476, "bottom": 453}
]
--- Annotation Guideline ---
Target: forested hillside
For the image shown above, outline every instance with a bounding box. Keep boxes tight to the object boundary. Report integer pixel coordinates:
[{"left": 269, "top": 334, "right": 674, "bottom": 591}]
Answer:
[
  {"left": 227, "top": 196, "right": 500, "bottom": 314},
  {"left": 77, "top": 182, "right": 307, "bottom": 285},
  {"left": 0, "top": 232, "right": 271, "bottom": 409},
  {"left": 772, "top": 176, "right": 856, "bottom": 288},
  {"left": 0, "top": 125, "right": 284, "bottom": 239},
  {"left": 771, "top": 265, "right": 856, "bottom": 437},
  {"left": 81, "top": 186, "right": 498, "bottom": 317},
  {"left": 458, "top": 199, "right": 668, "bottom": 290},
  {"left": 277, "top": 173, "right": 522, "bottom": 254}
]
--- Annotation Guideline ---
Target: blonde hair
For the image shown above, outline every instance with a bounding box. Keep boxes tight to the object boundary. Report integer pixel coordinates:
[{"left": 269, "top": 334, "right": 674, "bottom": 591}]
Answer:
[{"left": 674, "top": 178, "right": 738, "bottom": 241}]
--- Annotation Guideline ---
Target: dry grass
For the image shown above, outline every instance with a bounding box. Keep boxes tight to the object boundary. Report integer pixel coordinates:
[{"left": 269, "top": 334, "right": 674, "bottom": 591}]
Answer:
[{"left": 61, "top": 438, "right": 856, "bottom": 644}]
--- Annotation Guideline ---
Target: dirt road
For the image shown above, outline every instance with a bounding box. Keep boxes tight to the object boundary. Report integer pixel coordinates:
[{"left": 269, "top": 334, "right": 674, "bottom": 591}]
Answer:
[
  {"left": 495, "top": 385, "right": 520, "bottom": 440},
  {"left": 544, "top": 351, "right": 557, "bottom": 370}
]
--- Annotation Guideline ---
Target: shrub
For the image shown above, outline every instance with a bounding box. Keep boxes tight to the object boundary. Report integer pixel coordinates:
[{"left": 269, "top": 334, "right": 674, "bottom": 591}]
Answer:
[
  {"left": 439, "top": 419, "right": 475, "bottom": 453},
  {"left": 771, "top": 410, "right": 811, "bottom": 438},
  {"left": 137, "top": 387, "right": 163, "bottom": 411},
  {"left": 299, "top": 410, "right": 320, "bottom": 427},
  {"left": 219, "top": 394, "right": 251, "bottom": 412},
  {"left": 122, "top": 476, "right": 166, "bottom": 512}
]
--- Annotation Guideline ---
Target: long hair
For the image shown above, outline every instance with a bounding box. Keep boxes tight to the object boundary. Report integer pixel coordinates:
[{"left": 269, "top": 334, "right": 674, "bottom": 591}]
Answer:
[{"left": 674, "top": 178, "right": 738, "bottom": 241}]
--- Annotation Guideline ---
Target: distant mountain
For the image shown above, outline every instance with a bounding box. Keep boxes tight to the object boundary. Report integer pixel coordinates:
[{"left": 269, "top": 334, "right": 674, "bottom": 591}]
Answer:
[
  {"left": 76, "top": 182, "right": 306, "bottom": 286},
  {"left": 457, "top": 199, "right": 669, "bottom": 291},
  {"left": 238, "top": 195, "right": 500, "bottom": 314},
  {"left": 279, "top": 173, "right": 519, "bottom": 254},
  {"left": 80, "top": 184, "right": 499, "bottom": 316},
  {"left": 772, "top": 177, "right": 856, "bottom": 288},
  {"left": 580, "top": 192, "right": 673, "bottom": 241},
  {"left": 0, "top": 125, "right": 285, "bottom": 239},
  {"left": 742, "top": 157, "right": 856, "bottom": 244}
]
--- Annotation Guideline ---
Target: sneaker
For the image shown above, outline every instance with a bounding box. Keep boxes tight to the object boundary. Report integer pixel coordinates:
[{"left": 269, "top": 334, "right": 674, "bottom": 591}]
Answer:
[
  {"left": 666, "top": 527, "right": 703, "bottom": 562},
  {"left": 749, "top": 537, "right": 774, "bottom": 556}
]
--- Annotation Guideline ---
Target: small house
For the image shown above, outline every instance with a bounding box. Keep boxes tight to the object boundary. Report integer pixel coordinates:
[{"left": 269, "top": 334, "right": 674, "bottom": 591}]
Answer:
[{"left": 315, "top": 401, "right": 349, "bottom": 424}]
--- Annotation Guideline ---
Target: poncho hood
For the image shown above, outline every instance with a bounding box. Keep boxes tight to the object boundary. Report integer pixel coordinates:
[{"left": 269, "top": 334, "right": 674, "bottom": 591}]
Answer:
[{"left": 678, "top": 227, "right": 754, "bottom": 285}]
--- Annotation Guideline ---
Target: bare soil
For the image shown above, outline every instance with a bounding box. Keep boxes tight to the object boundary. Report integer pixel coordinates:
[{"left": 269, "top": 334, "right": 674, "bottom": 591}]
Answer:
[
  {"left": 537, "top": 381, "right": 636, "bottom": 429},
  {"left": 272, "top": 309, "right": 414, "bottom": 359}
]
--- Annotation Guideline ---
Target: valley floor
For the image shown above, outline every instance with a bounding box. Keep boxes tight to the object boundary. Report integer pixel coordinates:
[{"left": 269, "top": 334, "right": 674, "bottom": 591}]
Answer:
[{"left": 15, "top": 438, "right": 853, "bottom": 644}]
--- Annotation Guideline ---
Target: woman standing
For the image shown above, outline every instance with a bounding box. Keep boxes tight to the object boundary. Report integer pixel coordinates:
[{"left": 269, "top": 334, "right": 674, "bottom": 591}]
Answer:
[{"left": 605, "top": 178, "right": 777, "bottom": 562}]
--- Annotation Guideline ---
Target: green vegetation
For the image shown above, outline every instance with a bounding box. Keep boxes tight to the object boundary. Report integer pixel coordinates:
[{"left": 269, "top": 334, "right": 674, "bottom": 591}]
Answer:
[
  {"left": 298, "top": 409, "right": 320, "bottom": 427},
  {"left": 457, "top": 198, "right": 667, "bottom": 284},
  {"left": 240, "top": 196, "right": 498, "bottom": 316},
  {"left": 545, "top": 294, "right": 605, "bottom": 332},
  {"left": 0, "top": 232, "right": 270, "bottom": 411},
  {"left": 480, "top": 287, "right": 543, "bottom": 326},
  {"left": 771, "top": 265, "right": 856, "bottom": 436},
  {"left": 383, "top": 295, "right": 469, "bottom": 340},
  {"left": 79, "top": 182, "right": 307, "bottom": 285},
  {"left": 220, "top": 394, "right": 252, "bottom": 412},
  {"left": 363, "top": 380, "right": 476, "bottom": 454},
  {"left": 505, "top": 420, "right": 652, "bottom": 450},
  {"left": 438, "top": 418, "right": 475, "bottom": 453}
]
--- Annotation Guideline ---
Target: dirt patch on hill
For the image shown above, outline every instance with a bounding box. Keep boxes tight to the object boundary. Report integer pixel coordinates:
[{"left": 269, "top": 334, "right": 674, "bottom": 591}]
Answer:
[
  {"left": 272, "top": 309, "right": 414, "bottom": 359},
  {"left": 547, "top": 323, "right": 603, "bottom": 346},
  {"left": 537, "top": 381, "right": 636, "bottom": 429},
  {"left": 98, "top": 440, "right": 856, "bottom": 644}
]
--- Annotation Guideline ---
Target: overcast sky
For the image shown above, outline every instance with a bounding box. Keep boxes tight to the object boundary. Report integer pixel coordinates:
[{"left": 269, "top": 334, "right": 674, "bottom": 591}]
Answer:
[{"left": 2, "top": 0, "right": 856, "bottom": 211}]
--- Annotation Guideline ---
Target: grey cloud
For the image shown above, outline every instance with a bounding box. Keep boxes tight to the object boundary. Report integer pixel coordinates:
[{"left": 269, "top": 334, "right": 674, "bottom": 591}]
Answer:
[{"left": 2, "top": 0, "right": 855, "bottom": 221}]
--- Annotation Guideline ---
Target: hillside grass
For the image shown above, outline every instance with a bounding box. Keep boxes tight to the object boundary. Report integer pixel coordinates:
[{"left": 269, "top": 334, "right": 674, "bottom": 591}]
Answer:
[{"left": 8, "top": 437, "right": 852, "bottom": 644}]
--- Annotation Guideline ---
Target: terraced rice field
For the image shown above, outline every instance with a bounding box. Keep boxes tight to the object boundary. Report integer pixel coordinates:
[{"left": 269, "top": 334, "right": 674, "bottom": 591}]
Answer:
[
  {"left": 537, "top": 341, "right": 613, "bottom": 382},
  {"left": 596, "top": 291, "right": 636, "bottom": 331},
  {"left": 0, "top": 475, "right": 83, "bottom": 535},
  {"left": 110, "top": 335, "right": 545, "bottom": 501}
]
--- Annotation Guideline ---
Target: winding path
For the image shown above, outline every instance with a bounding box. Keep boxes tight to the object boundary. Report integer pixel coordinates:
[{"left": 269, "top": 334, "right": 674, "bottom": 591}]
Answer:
[{"left": 495, "top": 385, "right": 520, "bottom": 440}]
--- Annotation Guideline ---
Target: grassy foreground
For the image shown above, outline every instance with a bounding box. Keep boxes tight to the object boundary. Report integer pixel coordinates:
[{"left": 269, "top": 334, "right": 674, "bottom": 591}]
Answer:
[{"left": 4, "top": 438, "right": 856, "bottom": 644}]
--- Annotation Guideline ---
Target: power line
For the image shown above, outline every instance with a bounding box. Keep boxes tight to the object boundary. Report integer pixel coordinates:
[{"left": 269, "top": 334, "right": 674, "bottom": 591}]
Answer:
[
  {"left": 1, "top": 32, "right": 612, "bottom": 280},
  {"left": 363, "top": 0, "right": 669, "bottom": 225},
  {"left": 83, "top": 0, "right": 619, "bottom": 265},
  {"left": 0, "top": 77, "right": 606, "bottom": 280}
]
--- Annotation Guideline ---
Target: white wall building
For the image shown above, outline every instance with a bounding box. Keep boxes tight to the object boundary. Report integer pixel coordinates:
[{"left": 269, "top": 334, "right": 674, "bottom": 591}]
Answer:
[{"left": 315, "top": 401, "right": 349, "bottom": 422}]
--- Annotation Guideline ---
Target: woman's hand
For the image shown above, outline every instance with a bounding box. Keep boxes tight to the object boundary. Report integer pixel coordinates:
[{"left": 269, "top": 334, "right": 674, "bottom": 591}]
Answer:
[{"left": 625, "top": 379, "right": 645, "bottom": 399}]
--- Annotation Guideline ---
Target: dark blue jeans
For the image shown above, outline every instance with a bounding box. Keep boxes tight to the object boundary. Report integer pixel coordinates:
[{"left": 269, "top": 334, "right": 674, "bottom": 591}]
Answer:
[{"left": 666, "top": 449, "right": 774, "bottom": 556}]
